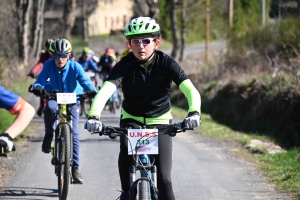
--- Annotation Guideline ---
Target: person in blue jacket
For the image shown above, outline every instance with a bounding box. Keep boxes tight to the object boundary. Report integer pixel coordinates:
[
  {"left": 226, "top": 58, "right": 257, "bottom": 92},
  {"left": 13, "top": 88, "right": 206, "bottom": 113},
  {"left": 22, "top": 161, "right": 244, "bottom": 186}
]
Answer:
[
  {"left": 31, "top": 38, "right": 98, "bottom": 184},
  {"left": 77, "top": 47, "right": 99, "bottom": 72}
]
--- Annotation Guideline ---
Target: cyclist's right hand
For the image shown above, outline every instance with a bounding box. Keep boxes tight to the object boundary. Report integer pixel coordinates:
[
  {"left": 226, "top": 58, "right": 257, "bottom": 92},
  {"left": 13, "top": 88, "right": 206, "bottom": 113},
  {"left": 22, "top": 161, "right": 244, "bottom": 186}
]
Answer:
[
  {"left": 32, "top": 86, "right": 46, "bottom": 96},
  {"left": 86, "top": 116, "right": 102, "bottom": 132},
  {"left": 0, "top": 133, "right": 15, "bottom": 153}
]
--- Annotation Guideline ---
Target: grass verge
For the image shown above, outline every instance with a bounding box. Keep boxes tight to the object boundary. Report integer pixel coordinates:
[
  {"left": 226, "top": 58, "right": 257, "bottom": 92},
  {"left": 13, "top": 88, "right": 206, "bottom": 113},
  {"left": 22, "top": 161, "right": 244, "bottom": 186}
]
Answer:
[
  {"left": 171, "top": 106, "right": 298, "bottom": 199},
  {"left": 258, "top": 149, "right": 300, "bottom": 199}
]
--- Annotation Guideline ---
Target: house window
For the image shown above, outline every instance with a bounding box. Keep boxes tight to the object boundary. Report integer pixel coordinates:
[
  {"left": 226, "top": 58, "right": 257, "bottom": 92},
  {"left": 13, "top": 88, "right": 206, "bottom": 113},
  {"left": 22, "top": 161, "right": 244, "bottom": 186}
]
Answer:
[
  {"left": 116, "top": 16, "right": 119, "bottom": 25},
  {"left": 93, "top": 22, "right": 98, "bottom": 35},
  {"left": 123, "top": 15, "right": 127, "bottom": 27},
  {"left": 105, "top": 17, "right": 107, "bottom": 28},
  {"left": 111, "top": 17, "right": 114, "bottom": 30}
]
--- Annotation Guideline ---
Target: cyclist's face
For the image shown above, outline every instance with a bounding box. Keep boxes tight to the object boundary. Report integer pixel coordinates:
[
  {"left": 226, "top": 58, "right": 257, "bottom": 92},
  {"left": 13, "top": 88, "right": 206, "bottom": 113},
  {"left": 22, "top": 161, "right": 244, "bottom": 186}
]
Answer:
[
  {"left": 54, "top": 53, "right": 70, "bottom": 68},
  {"left": 130, "top": 37, "right": 159, "bottom": 60}
]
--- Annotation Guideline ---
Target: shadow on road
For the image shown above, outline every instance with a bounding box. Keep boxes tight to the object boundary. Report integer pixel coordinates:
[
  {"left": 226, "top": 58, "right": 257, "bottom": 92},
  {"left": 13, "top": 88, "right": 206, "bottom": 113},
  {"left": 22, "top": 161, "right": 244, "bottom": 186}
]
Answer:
[{"left": 0, "top": 187, "right": 58, "bottom": 199}]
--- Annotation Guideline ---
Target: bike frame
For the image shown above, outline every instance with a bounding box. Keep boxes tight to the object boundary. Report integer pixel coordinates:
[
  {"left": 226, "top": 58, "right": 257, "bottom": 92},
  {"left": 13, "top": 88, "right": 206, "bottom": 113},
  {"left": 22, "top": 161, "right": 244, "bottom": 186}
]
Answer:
[
  {"left": 128, "top": 130, "right": 159, "bottom": 200},
  {"left": 52, "top": 104, "right": 73, "bottom": 173}
]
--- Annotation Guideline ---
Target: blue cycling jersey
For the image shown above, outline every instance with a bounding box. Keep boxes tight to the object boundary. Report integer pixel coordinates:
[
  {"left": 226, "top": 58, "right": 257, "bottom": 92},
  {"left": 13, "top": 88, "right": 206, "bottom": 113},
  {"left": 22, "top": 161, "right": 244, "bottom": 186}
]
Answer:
[
  {"left": 0, "top": 85, "right": 25, "bottom": 114},
  {"left": 77, "top": 57, "right": 99, "bottom": 72}
]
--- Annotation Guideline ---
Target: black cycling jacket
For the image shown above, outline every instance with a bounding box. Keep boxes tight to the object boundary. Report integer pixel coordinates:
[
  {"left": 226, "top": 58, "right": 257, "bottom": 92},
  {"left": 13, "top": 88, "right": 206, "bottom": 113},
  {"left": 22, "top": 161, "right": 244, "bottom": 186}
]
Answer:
[{"left": 106, "top": 50, "right": 189, "bottom": 117}]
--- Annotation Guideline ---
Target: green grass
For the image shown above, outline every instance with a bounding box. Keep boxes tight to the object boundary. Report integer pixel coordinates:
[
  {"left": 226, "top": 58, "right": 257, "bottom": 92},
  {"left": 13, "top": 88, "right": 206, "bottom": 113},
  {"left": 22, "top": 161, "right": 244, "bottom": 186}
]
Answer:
[
  {"left": 258, "top": 149, "right": 300, "bottom": 199},
  {"left": 171, "top": 106, "right": 298, "bottom": 199},
  {"left": 71, "top": 36, "right": 89, "bottom": 54}
]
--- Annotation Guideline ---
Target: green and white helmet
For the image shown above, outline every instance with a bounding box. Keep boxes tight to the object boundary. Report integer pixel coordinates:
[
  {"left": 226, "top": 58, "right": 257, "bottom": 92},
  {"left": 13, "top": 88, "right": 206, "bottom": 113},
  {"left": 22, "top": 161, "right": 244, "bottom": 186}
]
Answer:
[{"left": 124, "top": 17, "right": 160, "bottom": 39}]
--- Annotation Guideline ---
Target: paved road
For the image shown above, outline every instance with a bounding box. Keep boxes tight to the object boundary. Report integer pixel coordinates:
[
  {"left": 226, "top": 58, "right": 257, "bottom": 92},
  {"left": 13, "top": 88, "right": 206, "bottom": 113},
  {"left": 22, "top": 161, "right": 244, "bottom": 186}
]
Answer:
[
  {"left": 162, "top": 40, "right": 226, "bottom": 56},
  {"left": 0, "top": 93, "right": 292, "bottom": 199}
]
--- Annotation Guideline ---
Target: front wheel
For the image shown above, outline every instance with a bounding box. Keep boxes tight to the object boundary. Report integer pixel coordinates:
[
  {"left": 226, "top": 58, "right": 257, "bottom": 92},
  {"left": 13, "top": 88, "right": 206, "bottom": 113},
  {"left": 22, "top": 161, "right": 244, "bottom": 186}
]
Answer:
[
  {"left": 57, "top": 124, "right": 71, "bottom": 200},
  {"left": 138, "top": 180, "right": 149, "bottom": 200}
]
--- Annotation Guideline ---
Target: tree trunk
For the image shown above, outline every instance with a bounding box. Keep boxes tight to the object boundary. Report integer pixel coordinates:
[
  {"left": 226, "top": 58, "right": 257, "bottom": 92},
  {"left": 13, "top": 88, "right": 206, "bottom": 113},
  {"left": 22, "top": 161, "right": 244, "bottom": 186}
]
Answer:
[
  {"left": 205, "top": 0, "right": 210, "bottom": 64},
  {"left": 179, "top": 0, "right": 186, "bottom": 62},
  {"left": 62, "top": 0, "right": 76, "bottom": 41},
  {"left": 146, "top": 0, "right": 158, "bottom": 19},
  {"left": 16, "top": 0, "right": 32, "bottom": 67},
  {"left": 169, "top": 0, "right": 180, "bottom": 60},
  {"left": 81, "top": 0, "right": 88, "bottom": 41},
  {"left": 133, "top": 0, "right": 159, "bottom": 19},
  {"left": 228, "top": 0, "right": 233, "bottom": 28},
  {"left": 298, "top": 0, "right": 300, "bottom": 18},
  {"left": 31, "top": 0, "right": 45, "bottom": 59}
]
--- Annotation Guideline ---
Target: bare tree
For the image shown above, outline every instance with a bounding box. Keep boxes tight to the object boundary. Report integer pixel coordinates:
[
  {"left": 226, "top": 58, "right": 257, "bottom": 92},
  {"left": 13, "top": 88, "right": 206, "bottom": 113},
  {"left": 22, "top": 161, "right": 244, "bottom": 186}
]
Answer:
[
  {"left": 31, "top": 0, "right": 45, "bottom": 59},
  {"left": 62, "top": 0, "right": 76, "bottom": 41},
  {"left": 132, "top": 0, "right": 159, "bottom": 18},
  {"left": 16, "top": 0, "right": 32, "bottom": 66},
  {"left": 81, "top": 0, "right": 88, "bottom": 41},
  {"left": 179, "top": 0, "right": 186, "bottom": 62},
  {"left": 169, "top": 0, "right": 180, "bottom": 60}
]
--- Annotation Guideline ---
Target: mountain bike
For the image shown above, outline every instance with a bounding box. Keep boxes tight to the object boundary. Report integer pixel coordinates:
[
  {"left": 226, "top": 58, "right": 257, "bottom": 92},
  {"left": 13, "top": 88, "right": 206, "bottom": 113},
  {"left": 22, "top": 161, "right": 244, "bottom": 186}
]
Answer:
[
  {"left": 85, "top": 121, "right": 193, "bottom": 200},
  {"left": 29, "top": 85, "right": 88, "bottom": 200}
]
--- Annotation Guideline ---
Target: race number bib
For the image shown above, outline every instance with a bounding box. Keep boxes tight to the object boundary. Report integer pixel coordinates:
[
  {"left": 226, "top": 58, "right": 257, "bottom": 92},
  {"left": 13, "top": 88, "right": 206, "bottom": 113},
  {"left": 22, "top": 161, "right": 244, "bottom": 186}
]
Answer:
[
  {"left": 56, "top": 93, "right": 77, "bottom": 104},
  {"left": 128, "top": 129, "right": 158, "bottom": 155}
]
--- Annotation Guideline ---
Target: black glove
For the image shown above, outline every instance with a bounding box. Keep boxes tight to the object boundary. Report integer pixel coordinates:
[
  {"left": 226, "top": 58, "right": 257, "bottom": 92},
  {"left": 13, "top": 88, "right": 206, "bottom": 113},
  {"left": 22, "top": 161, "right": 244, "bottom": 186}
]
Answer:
[
  {"left": 27, "top": 73, "right": 35, "bottom": 78},
  {"left": 32, "top": 86, "right": 45, "bottom": 96},
  {"left": 85, "top": 90, "right": 97, "bottom": 98},
  {"left": 0, "top": 133, "right": 15, "bottom": 153}
]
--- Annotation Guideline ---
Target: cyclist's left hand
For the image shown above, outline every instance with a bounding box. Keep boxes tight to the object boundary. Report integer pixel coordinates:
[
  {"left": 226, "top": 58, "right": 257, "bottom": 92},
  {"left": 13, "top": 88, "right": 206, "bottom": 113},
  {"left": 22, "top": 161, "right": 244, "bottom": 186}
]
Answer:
[
  {"left": 184, "top": 112, "right": 201, "bottom": 128},
  {"left": 85, "top": 90, "right": 97, "bottom": 98},
  {"left": 86, "top": 117, "right": 102, "bottom": 132},
  {"left": 0, "top": 133, "right": 15, "bottom": 153}
]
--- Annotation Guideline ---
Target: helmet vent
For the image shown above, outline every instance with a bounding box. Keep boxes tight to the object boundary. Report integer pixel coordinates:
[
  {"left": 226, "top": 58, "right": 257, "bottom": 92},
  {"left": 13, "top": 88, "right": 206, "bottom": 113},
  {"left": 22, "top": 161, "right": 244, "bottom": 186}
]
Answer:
[{"left": 145, "top": 23, "right": 149, "bottom": 30}]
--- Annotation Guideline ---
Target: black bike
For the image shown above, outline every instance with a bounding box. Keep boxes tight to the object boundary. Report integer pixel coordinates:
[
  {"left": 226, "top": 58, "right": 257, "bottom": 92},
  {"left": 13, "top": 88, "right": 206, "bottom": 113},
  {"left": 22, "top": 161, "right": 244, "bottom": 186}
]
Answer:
[{"left": 85, "top": 121, "right": 193, "bottom": 200}]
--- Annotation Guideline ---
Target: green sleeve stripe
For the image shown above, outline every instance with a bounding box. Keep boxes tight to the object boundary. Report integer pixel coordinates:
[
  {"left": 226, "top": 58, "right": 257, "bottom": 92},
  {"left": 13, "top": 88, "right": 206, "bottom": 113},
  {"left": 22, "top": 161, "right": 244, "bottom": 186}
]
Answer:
[
  {"left": 88, "top": 81, "right": 116, "bottom": 118},
  {"left": 121, "top": 109, "right": 172, "bottom": 125},
  {"left": 179, "top": 79, "right": 201, "bottom": 114}
]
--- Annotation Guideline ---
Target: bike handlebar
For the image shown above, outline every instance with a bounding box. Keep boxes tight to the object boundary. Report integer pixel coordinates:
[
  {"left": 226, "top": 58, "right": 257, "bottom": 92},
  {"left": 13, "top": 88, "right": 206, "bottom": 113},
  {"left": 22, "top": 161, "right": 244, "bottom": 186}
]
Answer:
[
  {"left": 28, "top": 84, "right": 90, "bottom": 100},
  {"left": 84, "top": 122, "right": 193, "bottom": 138}
]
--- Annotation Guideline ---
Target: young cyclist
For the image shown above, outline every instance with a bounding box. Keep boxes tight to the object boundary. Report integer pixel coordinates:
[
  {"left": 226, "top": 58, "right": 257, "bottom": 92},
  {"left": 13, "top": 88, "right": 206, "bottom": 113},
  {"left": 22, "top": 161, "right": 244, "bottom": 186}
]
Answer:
[
  {"left": 28, "top": 39, "right": 54, "bottom": 116},
  {"left": 98, "top": 47, "right": 117, "bottom": 82},
  {"left": 77, "top": 47, "right": 99, "bottom": 72},
  {"left": 77, "top": 47, "right": 100, "bottom": 116},
  {"left": 85, "top": 17, "right": 201, "bottom": 200},
  {"left": 31, "top": 38, "right": 98, "bottom": 183},
  {"left": 0, "top": 85, "right": 35, "bottom": 154}
]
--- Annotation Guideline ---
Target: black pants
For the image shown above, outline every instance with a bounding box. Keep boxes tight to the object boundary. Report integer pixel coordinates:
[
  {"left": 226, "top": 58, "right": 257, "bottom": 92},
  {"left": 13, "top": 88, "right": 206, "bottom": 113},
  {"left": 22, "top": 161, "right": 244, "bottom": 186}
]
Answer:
[{"left": 119, "top": 118, "right": 175, "bottom": 200}]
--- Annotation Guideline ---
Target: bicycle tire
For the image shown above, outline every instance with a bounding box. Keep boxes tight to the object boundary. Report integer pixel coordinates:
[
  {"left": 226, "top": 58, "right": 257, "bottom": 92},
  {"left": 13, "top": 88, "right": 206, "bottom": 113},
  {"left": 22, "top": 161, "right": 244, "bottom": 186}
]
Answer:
[
  {"left": 84, "top": 98, "right": 91, "bottom": 117},
  {"left": 138, "top": 180, "right": 150, "bottom": 200},
  {"left": 109, "top": 100, "right": 115, "bottom": 114},
  {"left": 57, "top": 124, "right": 71, "bottom": 200}
]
